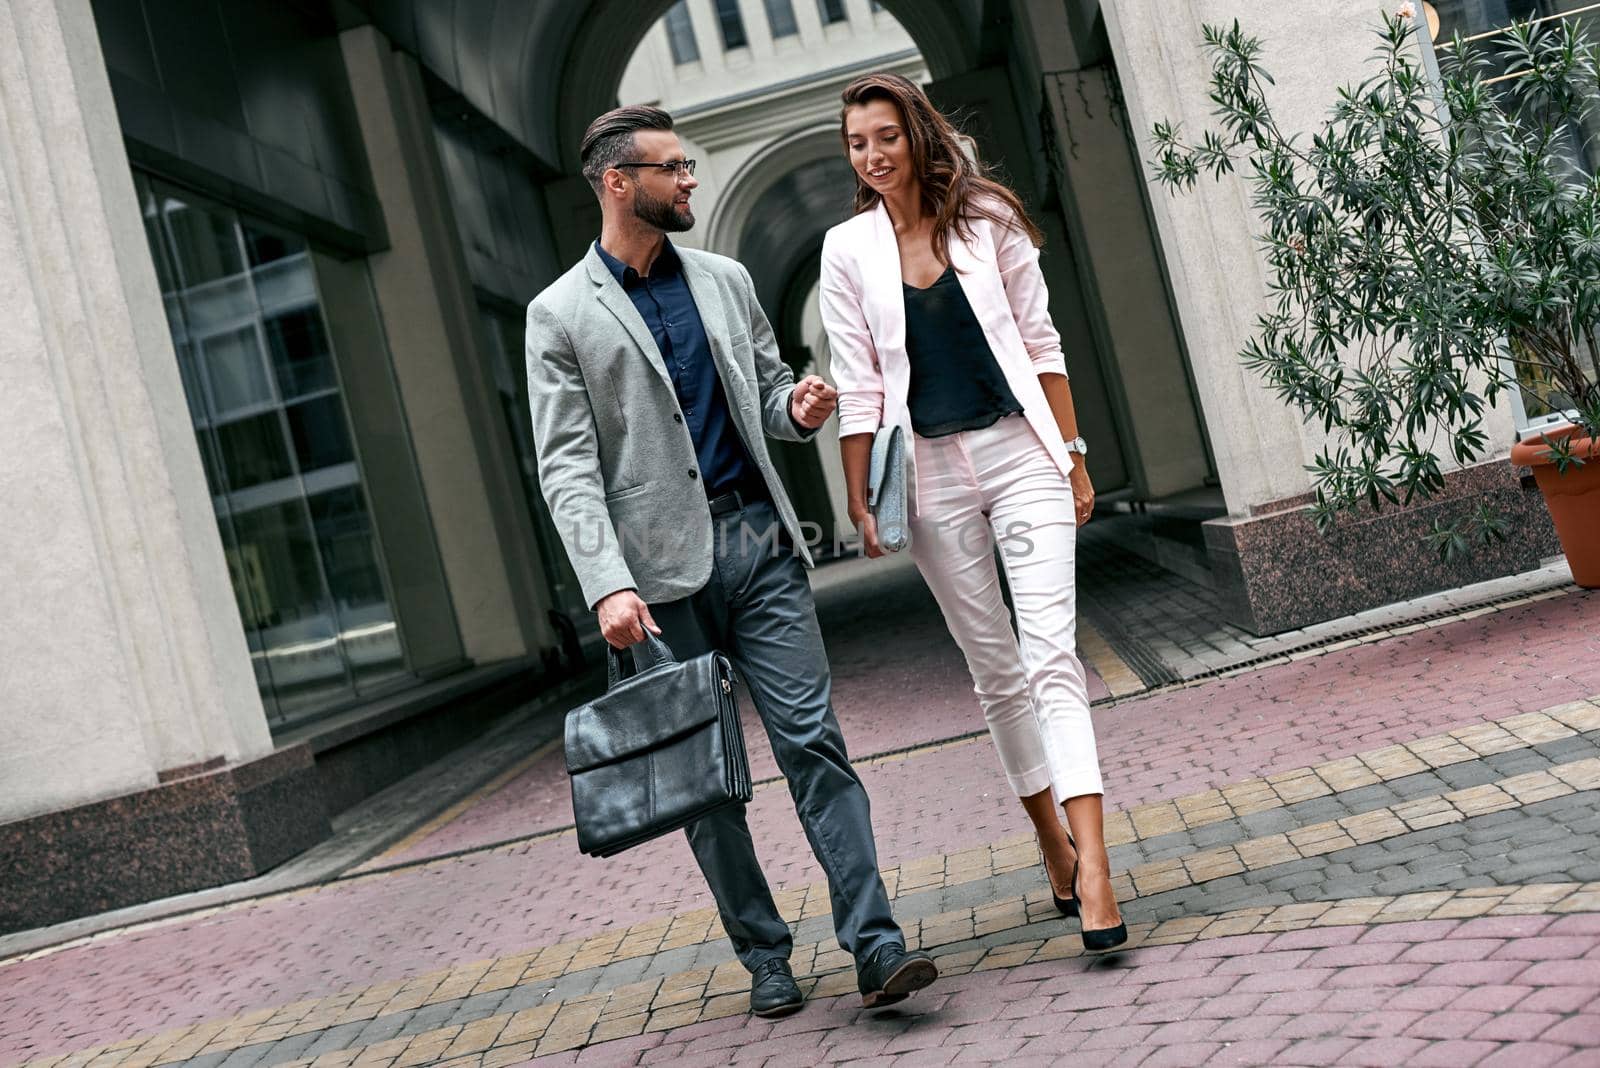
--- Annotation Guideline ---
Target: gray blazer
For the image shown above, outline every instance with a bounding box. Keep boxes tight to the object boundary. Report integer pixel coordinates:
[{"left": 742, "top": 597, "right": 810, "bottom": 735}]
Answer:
[{"left": 525, "top": 243, "right": 818, "bottom": 609}]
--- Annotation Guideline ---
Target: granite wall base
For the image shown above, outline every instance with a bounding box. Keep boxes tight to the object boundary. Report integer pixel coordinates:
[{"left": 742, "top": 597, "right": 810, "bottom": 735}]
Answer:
[
  {"left": 1205, "top": 459, "right": 1563, "bottom": 636},
  {"left": 0, "top": 745, "right": 330, "bottom": 935}
]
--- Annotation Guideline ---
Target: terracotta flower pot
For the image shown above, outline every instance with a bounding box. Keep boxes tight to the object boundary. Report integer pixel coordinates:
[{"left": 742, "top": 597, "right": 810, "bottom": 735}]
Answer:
[{"left": 1509, "top": 424, "right": 1600, "bottom": 588}]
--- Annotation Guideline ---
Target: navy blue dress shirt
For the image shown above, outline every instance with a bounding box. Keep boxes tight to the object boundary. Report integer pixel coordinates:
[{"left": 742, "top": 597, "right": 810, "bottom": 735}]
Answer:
[{"left": 595, "top": 239, "right": 757, "bottom": 497}]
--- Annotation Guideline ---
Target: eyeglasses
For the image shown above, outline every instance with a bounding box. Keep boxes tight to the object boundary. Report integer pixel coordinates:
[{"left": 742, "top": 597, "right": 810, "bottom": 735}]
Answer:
[{"left": 614, "top": 159, "right": 697, "bottom": 178}]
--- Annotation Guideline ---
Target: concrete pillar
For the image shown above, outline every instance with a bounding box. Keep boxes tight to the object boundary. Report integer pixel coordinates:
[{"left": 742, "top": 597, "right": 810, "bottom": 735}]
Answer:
[
  {"left": 925, "top": 64, "right": 1131, "bottom": 493},
  {"left": 0, "top": 0, "right": 272, "bottom": 821},
  {"left": 312, "top": 251, "right": 467, "bottom": 676},
  {"left": 1104, "top": 0, "right": 1519, "bottom": 516},
  {"left": 793, "top": 0, "right": 830, "bottom": 49},
  {"left": 1101, "top": 0, "right": 1552, "bottom": 634},
  {"left": 0, "top": 0, "right": 329, "bottom": 932},
  {"left": 1040, "top": 66, "right": 1213, "bottom": 499},
  {"left": 687, "top": 0, "right": 730, "bottom": 72},
  {"left": 340, "top": 24, "right": 554, "bottom": 663},
  {"left": 544, "top": 174, "right": 604, "bottom": 271}
]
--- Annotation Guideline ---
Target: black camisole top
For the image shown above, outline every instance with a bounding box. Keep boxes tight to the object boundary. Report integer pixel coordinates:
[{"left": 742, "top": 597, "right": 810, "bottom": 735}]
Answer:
[{"left": 901, "top": 265, "right": 1024, "bottom": 438}]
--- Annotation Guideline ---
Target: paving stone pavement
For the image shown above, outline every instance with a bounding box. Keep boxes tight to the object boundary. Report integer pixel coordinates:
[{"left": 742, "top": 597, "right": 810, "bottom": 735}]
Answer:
[
  {"left": 364, "top": 554, "right": 1121, "bottom": 865},
  {"left": 2, "top": 583, "right": 1598, "bottom": 1068},
  {"left": 358, "top": 554, "right": 1573, "bottom": 870}
]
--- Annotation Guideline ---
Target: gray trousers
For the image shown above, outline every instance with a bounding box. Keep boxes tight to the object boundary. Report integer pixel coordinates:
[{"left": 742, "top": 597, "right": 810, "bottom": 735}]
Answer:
[{"left": 649, "top": 499, "right": 903, "bottom": 972}]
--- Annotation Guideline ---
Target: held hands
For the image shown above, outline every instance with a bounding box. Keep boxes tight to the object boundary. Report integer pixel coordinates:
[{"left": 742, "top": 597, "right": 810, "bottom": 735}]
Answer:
[
  {"left": 1070, "top": 456, "right": 1095, "bottom": 526},
  {"left": 790, "top": 376, "right": 838, "bottom": 429},
  {"left": 597, "top": 589, "right": 661, "bottom": 649}
]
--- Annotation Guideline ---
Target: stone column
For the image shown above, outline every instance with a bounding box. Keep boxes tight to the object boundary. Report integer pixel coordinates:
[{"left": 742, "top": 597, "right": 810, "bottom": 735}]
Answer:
[
  {"left": 1103, "top": 0, "right": 1554, "bottom": 633},
  {"left": 925, "top": 63, "right": 1133, "bottom": 492},
  {"left": 0, "top": 0, "right": 326, "bottom": 933},
  {"left": 543, "top": 173, "right": 604, "bottom": 269},
  {"left": 340, "top": 24, "right": 554, "bottom": 663},
  {"left": 1105, "top": 0, "right": 1520, "bottom": 513},
  {"left": 1039, "top": 66, "right": 1213, "bottom": 499}
]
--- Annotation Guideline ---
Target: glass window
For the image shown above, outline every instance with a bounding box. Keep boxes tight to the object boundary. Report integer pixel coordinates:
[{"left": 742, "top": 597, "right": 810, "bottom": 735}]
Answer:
[
  {"left": 817, "top": 0, "right": 847, "bottom": 25},
  {"left": 215, "top": 411, "right": 295, "bottom": 492},
  {"left": 764, "top": 0, "right": 799, "bottom": 37},
  {"left": 664, "top": 1, "right": 700, "bottom": 64},
  {"left": 1428, "top": 2, "right": 1600, "bottom": 173},
  {"left": 715, "top": 0, "right": 749, "bottom": 49},
  {"left": 136, "top": 174, "right": 408, "bottom": 728},
  {"left": 264, "top": 307, "right": 338, "bottom": 400},
  {"left": 198, "top": 325, "right": 275, "bottom": 417},
  {"left": 160, "top": 198, "right": 244, "bottom": 287},
  {"left": 307, "top": 487, "right": 405, "bottom": 691},
  {"left": 242, "top": 223, "right": 295, "bottom": 268},
  {"left": 194, "top": 425, "right": 225, "bottom": 498},
  {"left": 286, "top": 395, "right": 356, "bottom": 473}
]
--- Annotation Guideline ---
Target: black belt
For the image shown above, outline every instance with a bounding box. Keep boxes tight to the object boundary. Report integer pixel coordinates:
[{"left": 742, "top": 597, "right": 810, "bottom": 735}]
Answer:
[{"left": 707, "top": 482, "right": 769, "bottom": 518}]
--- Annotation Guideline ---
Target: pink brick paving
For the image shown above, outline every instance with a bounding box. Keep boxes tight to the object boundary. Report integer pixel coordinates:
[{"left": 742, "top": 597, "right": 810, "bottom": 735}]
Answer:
[
  {"left": 0, "top": 590, "right": 1596, "bottom": 1063},
  {"left": 515, "top": 916, "right": 1600, "bottom": 1066},
  {"left": 376, "top": 564, "right": 1111, "bottom": 862}
]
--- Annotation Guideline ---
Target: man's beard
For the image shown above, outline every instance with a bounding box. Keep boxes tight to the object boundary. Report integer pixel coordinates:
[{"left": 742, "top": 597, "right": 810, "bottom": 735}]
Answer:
[{"left": 633, "top": 184, "right": 694, "bottom": 233}]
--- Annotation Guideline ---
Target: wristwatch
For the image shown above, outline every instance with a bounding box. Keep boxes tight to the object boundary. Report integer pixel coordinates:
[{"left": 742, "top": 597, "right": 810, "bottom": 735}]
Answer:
[{"left": 1064, "top": 436, "right": 1089, "bottom": 456}]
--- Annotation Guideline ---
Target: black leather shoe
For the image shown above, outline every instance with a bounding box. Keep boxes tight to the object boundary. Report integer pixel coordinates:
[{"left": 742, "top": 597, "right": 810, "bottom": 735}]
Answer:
[
  {"left": 750, "top": 958, "right": 804, "bottom": 1018},
  {"left": 856, "top": 945, "right": 939, "bottom": 1009}
]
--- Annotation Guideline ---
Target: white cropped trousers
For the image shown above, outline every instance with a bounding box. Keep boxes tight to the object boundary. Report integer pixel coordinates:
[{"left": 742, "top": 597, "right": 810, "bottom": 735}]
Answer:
[{"left": 907, "top": 415, "right": 1104, "bottom": 801}]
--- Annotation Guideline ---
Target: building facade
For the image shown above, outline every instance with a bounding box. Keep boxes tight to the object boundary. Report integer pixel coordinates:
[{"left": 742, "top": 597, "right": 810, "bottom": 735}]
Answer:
[{"left": 0, "top": 0, "right": 1582, "bottom": 931}]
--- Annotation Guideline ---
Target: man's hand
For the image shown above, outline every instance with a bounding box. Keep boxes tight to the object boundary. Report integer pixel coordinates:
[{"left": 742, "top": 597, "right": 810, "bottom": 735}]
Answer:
[
  {"left": 596, "top": 589, "right": 661, "bottom": 649},
  {"left": 790, "top": 376, "right": 838, "bottom": 430}
]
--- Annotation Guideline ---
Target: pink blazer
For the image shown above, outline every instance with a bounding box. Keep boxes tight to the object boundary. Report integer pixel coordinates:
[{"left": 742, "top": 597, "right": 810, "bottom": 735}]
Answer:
[{"left": 818, "top": 199, "right": 1074, "bottom": 513}]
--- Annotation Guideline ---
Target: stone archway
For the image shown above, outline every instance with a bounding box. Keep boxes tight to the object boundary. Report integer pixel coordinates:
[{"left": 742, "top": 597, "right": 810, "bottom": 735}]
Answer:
[
  {"left": 721, "top": 143, "right": 860, "bottom": 542},
  {"left": 555, "top": 0, "right": 982, "bottom": 169},
  {"left": 705, "top": 123, "right": 844, "bottom": 258}
]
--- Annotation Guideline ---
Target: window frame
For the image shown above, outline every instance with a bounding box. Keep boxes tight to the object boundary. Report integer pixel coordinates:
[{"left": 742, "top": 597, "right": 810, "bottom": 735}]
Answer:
[
  {"left": 664, "top": 1, "right": 701, "bottom": 65},
  {"left": 817, "top": 0, "right": 848, "bottom": 26},
  {"left": 714, "top": 0, "right": 750, "bottom": 51}
]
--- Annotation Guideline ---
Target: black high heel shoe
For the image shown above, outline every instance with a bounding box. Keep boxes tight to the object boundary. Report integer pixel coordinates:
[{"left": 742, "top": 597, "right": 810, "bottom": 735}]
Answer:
[
  {"left": 1072, "top": 854, "right": 1128, "bottom": 952},
  {"left": 1042, "top": 834, "right": 1079, "bottom": 917}
]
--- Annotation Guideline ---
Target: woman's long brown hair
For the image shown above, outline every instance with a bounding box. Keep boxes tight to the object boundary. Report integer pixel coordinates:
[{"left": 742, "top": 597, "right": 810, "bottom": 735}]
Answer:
[{"left": 839, "top": 72, "right": 1044, "bottom": 265}]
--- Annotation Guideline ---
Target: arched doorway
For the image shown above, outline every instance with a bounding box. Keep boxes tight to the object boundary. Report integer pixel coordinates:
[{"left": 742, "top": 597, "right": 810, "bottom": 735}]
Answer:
[{"left": 357, "top": 0, "right": 1215, "bottom": 514}]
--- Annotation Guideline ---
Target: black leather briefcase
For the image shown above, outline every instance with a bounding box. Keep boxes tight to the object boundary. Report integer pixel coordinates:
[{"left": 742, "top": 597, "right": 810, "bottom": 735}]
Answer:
[{"left": 564, "top": 633, "right": 752, "bottom": 858}]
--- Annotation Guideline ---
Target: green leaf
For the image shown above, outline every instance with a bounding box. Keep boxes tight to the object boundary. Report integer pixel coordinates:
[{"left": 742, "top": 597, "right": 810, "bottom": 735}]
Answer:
[{"left": 1147, "top": 9, "right": 1600, "bottom": 560}]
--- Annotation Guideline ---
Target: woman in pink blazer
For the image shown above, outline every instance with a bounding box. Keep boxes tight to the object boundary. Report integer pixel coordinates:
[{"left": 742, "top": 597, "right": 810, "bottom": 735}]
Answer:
[{"left": 819, "top": 73, "right": 1125, "bottom": 951}]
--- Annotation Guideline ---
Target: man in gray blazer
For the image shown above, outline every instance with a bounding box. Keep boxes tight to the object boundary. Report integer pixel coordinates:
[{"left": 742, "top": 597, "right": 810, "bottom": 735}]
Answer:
[{"left": 525, "top": 106, "right": 936, "bottom": 1018}]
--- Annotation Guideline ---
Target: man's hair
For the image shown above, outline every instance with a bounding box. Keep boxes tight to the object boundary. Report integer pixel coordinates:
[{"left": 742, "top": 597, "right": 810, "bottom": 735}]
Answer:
[{"left": 580, "top": 105, "right": 675, "bottom": 195}]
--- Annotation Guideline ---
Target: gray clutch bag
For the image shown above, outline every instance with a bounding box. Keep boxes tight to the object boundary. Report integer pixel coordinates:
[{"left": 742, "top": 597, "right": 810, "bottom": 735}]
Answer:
[{"left": 868, "top": 424, "right": 909, "bottom": 552}]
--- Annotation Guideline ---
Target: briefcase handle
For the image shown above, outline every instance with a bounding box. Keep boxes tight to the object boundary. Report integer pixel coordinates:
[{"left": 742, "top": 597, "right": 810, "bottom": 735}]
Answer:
[{"left": 605, "top": 632, "right": 679, "bottom": 690}]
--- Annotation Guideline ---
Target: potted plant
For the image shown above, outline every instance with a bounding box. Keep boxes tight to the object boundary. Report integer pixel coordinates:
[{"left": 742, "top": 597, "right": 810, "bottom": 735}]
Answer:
[{"left": 1148, "top": 8, "right": 1600, "bottom": 585}]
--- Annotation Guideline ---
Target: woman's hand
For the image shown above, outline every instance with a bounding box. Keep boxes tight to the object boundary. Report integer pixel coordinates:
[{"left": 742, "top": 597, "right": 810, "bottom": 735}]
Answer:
[
  {"left": 851, "top": 509, "right": 887, "bottom": 558},
  {"left": 1069, "top": 458, "right": 1094, "bottom": 526}
]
